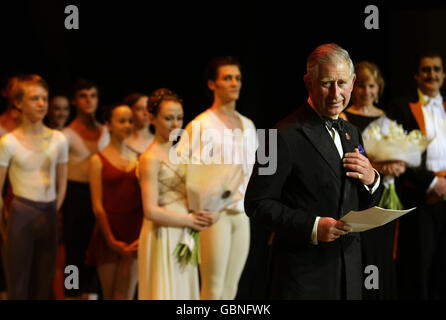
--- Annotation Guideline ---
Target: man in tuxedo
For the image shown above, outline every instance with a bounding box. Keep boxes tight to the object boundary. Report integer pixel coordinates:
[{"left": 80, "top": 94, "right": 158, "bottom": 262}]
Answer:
[
  {"left": 387, "top": 52, "right": 446, "bottom": 299},
  {"left": 244, "top": 43, "right": 382, "bottom": 300}
]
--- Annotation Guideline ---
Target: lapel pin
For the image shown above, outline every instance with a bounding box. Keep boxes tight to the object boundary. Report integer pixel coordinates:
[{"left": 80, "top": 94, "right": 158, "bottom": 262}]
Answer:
[{"left": 345, "top": 132, "right": 351, "bottom": 140}]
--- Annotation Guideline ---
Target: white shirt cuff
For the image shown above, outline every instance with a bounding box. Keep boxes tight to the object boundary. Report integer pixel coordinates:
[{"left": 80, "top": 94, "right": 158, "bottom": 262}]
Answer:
[
  {"left": 311, "top": 216, "right": 320, "bottom": 245},
  {"left": 427, "top": 176, "right": 438, "bottom": 193},
  {"left": 363, "top": 169, "right": 380, "bottom": 194}
]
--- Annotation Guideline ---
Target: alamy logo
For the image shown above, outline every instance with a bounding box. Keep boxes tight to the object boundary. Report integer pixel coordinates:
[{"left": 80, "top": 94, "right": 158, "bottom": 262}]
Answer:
[
  {"left": 364, "top": 265, "right": 379, "bottom": 290},
  {"left": 364, "top": 5, "right": 379, "bottom": 30},
  {"left": 168, "top": 121, "right": 278, "bottom": 175},
  {"left": 64, "top": 265, "right": 79, "bottom": 290},
  {"left": 64, "top": 5, "right": 79, "bottom": 30}
]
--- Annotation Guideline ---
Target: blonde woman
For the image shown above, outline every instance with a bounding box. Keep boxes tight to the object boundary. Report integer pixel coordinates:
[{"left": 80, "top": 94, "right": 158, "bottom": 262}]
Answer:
[{"left": 342, "top": 61, "right": 401, "bottom": 299}]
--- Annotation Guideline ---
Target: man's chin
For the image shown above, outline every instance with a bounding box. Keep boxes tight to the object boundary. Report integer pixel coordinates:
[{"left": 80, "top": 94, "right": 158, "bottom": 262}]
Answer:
[
  {"left": 327, "top": 106, "right": 344, "bottom": 117},
  {"left": 426, "top": 85, "right": 441, "bottom": 91},
  {"left": 324, "top": 112, "right": 339, "bottom": 119}
]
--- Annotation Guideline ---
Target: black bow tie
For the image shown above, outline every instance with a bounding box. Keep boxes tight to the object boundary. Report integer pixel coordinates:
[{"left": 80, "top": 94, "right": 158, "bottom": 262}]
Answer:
[{"left": 324, "top": 118, "right": 345, "bottom": 132}]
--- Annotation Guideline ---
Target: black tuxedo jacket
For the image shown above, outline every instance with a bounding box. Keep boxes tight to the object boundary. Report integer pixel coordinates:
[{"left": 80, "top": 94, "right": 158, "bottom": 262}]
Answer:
[
  {"left": 244, "top": 103, "right": 382, "bottom": 300},
  {"left": 387, "top": 96, "right": 436, "bottom": 207}
]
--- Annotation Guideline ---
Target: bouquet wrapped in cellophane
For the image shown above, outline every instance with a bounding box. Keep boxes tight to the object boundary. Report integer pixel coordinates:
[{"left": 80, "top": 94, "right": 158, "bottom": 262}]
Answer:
[
  {"left": 378, "top": 176, "right": 404, "bottom": 210},
  {"left": 173, "top": 163, "right": 244, "bottom": 266},
  {"left": 363, "top": 117, "right": 431, "bottom": 210},
  {"left": 363, "top": 118, "right": 431, "bottom": 168},
  {"left": 173, "top": 224, "right": 201, "bottom": 266}
]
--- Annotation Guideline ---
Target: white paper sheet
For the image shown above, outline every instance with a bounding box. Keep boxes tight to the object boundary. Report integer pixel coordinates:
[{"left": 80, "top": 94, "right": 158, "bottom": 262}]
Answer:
[{"left": 340, "top": 206, "right": 416, "bottom": 232}]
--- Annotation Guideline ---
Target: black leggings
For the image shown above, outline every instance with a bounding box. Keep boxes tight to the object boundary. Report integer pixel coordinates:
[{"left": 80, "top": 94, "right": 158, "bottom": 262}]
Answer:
[
  {"left": 5, "top": 196, "right": 57, "bottom": 300},
  {"left": 62, "top": 181, "right": 98, "bottom": 297}
]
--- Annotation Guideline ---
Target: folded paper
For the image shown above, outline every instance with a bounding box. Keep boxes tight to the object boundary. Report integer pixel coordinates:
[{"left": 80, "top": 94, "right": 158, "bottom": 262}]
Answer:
[{"left": 341, "top": 206, "right": 415, "bottom": 232}]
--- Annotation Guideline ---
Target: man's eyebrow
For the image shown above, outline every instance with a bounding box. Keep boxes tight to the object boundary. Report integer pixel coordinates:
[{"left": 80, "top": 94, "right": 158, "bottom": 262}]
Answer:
[{"left": 320, "top": 78, "right": 345, "bottom": 83}]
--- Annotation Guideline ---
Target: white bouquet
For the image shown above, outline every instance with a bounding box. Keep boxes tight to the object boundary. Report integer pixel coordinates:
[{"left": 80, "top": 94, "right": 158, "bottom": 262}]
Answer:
[
  {"left": 174, "top": 163, "right": 244, "bottom": 266},
  {"left": 362, "top": 117, "right": 431, "bottom": 210},
  {"left": 363, "top": 117, "right": 431, "bottom": 167}
]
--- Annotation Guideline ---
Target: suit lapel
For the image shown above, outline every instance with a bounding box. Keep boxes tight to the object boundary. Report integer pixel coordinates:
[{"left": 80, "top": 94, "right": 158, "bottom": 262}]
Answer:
[
  {"left": 299, "top": 106, "right": 343, "bottom": 180},
  {"left": 409, "top": 101, "right": 426, "bottom": 136},
  {"left": 409, "top": 98, "right": 446, "bottom": 136}
]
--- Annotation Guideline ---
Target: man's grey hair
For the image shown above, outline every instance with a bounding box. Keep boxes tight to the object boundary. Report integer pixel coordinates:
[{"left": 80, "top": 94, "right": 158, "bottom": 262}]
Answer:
[{"left": 304, "top": 43, "right": 355, "bottom": 82}]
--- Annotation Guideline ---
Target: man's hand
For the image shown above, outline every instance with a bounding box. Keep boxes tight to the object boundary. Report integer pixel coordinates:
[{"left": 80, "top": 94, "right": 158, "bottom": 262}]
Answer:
[
  {"left": 427, "top": 177, "right": 446, "bottom": 204},
  {"left": 343, "top": 148, "right": 376, "bottom": 185},
  {"left": 372, "top": 160, "right": 406, "bottom": 177},
  {"left": 432, "top": 177, "right": 446, "bottom": 197},
  {"left": 317, "top": 217, "right": 351, "bottom": 242}
]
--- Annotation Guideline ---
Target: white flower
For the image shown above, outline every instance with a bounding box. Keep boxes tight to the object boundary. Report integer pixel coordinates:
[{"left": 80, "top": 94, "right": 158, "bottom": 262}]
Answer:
[
  {"left": 387, "top": 121, "right": 406, "bottom": 140},
  {"left": 407, "top": 129, "right": 423, "bottom": 144},
  {"left": 368, "top": 123, "right": 383, "bottom": 140},
  {"left": 363, "top": 119, "right": 431, "bottom": 167}
]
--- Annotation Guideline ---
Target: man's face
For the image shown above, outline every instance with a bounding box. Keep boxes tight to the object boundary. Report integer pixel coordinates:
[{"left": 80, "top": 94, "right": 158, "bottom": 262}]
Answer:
[
  {"left": 72, "top": 87, "right": 98, "bottom": 115},
  {"left": 306, "top": 61, "right": 355, "bottom": 119},
  {"left": 208, "top": 65, "right": 242, "bottom": 103},
  {"left": 414, "top": 56, "right": 445, "bottom": 97},
  {"left": 17, "top": 85, "right": 48, "bottom": 123}
]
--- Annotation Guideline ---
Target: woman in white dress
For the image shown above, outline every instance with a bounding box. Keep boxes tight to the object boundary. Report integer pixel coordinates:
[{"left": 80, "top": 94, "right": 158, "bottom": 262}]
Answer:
[{"left": 138, "top": 88, "right": 216, "bottom": 300}]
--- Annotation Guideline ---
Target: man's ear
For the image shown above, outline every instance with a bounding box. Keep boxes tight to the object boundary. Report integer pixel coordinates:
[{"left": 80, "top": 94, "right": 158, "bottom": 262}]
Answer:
[
  {"left": 13, "top": 98, "right": 22, "bottom": 111},
  {"left": 349, "top": 74, "right": 357, "bottom": 92},
  {"left": 207, "top": 79, "right": 216, "bottom": 92},
  {"left": 414, "top": 73, "right": 420, "bottom": 83},
  {"left": 304, "top": 74, "right": 312, "bottom": 92}
]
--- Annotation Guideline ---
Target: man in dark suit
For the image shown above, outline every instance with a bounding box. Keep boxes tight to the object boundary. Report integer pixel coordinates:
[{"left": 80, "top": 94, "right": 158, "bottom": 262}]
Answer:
[
  {"left": 387, "top": 52, "right": 446, "bottom": 300},
  {"left": 244, "top": 43, "right": 382, "bottom": 300}
]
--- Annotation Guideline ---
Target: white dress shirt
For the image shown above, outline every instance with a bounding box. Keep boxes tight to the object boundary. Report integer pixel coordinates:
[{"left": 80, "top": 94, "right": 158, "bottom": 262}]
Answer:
[{"left": 418, "top": 89, "right": 446, "bottom": 192}]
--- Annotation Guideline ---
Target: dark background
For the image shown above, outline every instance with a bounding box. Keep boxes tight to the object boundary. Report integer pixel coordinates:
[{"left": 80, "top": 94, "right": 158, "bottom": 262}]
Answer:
[
  {"left": 2, "top": 0, "right": 446, "bottom": 299},
  {"left": 2, "top": 1, "right": 446, "bottom": 129}
]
